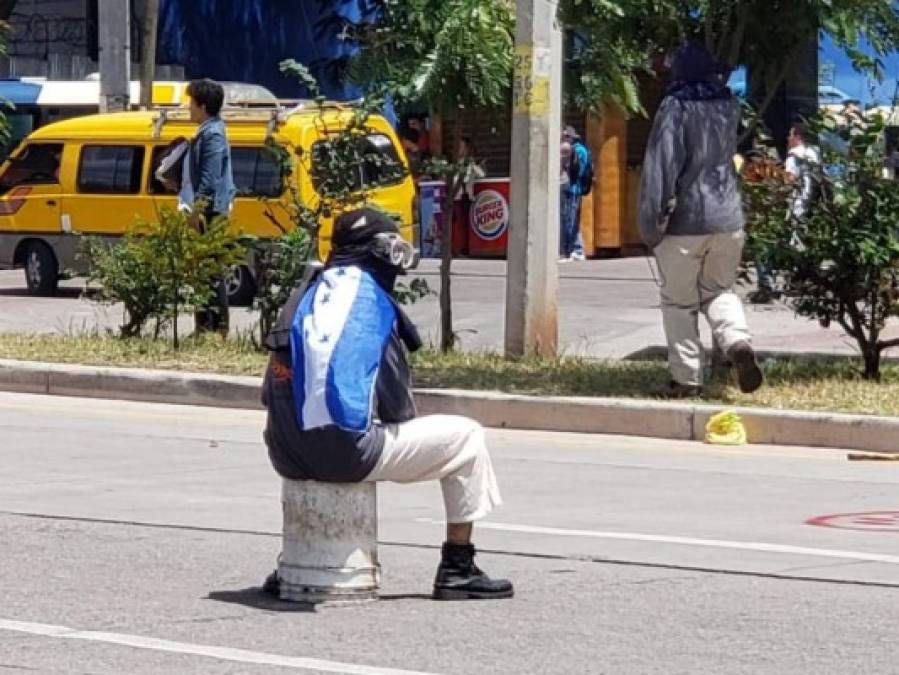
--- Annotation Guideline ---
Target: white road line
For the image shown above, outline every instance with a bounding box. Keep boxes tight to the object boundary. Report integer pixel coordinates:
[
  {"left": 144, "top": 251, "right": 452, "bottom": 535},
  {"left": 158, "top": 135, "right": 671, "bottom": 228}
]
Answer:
[
  {"left": 414, "top": 519, "right": 899, "bottom": 566},
  {"left": 0, "top": 619, "right": 439, "bottom": 675}
]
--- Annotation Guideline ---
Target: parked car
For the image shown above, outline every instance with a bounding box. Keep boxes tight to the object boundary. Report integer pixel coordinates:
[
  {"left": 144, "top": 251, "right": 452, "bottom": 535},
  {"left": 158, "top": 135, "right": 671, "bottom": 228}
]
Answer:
[{"left": 0, "top": 104, "right": 416, "bottom": 302}]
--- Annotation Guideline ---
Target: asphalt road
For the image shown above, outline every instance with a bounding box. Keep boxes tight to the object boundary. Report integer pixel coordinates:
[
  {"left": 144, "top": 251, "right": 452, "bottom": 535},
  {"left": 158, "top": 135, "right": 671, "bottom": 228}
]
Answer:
[
  {"left": 1, "top": 392, "right": 897, "bottom": 674},
  {"left": 3, "top": 257, "right": 894, "bottom": 359}
]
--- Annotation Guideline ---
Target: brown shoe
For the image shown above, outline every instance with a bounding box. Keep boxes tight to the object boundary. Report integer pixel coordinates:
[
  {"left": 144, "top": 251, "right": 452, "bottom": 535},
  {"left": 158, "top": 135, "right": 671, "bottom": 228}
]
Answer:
[{"left": 727, "top": 341, "right": 764, "bottom": 393}]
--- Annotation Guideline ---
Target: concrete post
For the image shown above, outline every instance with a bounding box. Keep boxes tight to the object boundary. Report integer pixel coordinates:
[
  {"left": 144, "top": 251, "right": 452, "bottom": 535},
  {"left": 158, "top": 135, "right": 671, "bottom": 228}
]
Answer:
[
  {"left": 98, "top": 0, "right": 131, "bottom": 113},
  {"left": 137, "top": 0, "right": 161, "bottom": 109},
  {"left": 504, "top": 0, "right": 562, "bottom": 358},
  {"left": 278, "top": 480, "right": 379, "bottom": 604}
]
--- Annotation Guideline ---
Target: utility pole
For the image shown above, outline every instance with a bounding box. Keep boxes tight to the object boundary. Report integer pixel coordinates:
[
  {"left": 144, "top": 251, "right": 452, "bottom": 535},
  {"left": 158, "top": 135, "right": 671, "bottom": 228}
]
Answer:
[
  {"left": 98, "top": 0, "right": 131, "bottom": 112},
  {"left": 504, "top": 0, "right": 562, "bottom": 357},
  {"left": 137, "top": 0, "right": 160, "bottom": 109}
]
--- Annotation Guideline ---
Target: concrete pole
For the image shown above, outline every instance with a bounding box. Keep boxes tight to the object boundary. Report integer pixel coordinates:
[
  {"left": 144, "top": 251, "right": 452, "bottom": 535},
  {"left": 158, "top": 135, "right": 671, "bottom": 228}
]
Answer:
[
  {"left": 98, "top": 0, "right": 131, "bottom": 112},
  {"left": 137, "top": 0, "right": 160, "bottom": 109},
  {"left": 504, "top": 0, "right": 562, "bottom": 358}
]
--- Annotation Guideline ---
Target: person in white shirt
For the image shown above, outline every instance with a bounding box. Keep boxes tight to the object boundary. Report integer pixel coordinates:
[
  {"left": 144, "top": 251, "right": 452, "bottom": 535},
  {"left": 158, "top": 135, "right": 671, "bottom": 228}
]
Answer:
[{"left": 784, "top": 122, "right": 822, "bottom": 221}]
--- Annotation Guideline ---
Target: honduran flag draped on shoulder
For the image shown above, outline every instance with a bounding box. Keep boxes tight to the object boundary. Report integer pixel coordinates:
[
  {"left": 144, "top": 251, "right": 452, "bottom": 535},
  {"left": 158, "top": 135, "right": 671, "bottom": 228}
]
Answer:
[{"left": 289, "top": 265, "right": 397, "bottom": 433}]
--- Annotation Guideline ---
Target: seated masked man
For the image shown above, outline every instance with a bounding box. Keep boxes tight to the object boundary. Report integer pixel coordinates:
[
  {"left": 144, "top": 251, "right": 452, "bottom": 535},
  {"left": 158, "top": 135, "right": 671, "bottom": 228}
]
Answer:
[{"left": 261, "top": 208, "right": 513, "bottom": 601}]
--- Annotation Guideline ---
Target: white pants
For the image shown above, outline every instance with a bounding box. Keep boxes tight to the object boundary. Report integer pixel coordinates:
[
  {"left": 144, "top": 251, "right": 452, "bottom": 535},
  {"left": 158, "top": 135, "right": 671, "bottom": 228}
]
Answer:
[
  {"left": 654, "top": 231, "right": 752, "bottom": 386},
  {"left": 364, "top": 415, "right": 502, "bottom": 524}
]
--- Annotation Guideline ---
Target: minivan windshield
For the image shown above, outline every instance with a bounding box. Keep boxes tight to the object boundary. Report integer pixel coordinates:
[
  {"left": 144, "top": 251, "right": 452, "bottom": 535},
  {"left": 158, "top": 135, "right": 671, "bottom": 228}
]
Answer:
[
  {"left": 0, "top": 143, "right": 63, "bottom": 195},
  {"left": 310, "top": 133, "right": 406, "bottom": 197}
]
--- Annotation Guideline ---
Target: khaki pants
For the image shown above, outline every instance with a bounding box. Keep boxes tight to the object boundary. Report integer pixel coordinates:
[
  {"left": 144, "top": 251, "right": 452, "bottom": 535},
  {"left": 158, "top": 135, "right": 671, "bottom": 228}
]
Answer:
[
  {"left": 654, "top": 231, "right": 752, "bottom": 386},
  {"left": 364, "top": 415, "right": 502, "bottom": 524}
]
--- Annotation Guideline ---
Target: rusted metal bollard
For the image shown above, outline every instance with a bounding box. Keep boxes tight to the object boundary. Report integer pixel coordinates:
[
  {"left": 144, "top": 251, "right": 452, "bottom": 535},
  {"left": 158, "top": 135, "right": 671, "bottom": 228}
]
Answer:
[{"left": 278, "top": 479, "right": 379, "bottom": 604}]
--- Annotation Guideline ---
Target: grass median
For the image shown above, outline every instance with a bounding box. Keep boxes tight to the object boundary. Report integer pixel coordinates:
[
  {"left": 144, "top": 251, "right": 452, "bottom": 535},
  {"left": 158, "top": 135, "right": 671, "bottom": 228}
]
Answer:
[{"left": 0, "top": 332, "right": 897, "bottom": 417}]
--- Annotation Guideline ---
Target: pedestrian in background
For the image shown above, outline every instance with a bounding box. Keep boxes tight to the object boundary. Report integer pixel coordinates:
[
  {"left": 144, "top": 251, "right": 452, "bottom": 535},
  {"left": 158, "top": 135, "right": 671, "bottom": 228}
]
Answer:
[
  {"left": 400, "top": 128, "right": 423, "bottom": 177},
  {"left": 784, "top": 122, "right": 822, "bottom": 222},
  {"left": 559, "top": 132, "right": 573, "bottom": 262},
  {"left": 455, "top": 136, "right": 485, "bottom": 202},
  {"left": 639, "top": 41, "right": 763, "bottom": 398},
  {"left": 181, "top": 78, "right": 236, "bottom": 336},
  {"left": 560, "top": 126, "right": 591, "bottom": 262}
]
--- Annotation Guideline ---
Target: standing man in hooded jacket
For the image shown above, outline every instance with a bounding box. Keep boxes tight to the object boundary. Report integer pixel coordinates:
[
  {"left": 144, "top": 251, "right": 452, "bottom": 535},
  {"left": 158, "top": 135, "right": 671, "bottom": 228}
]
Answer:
[{"left": 639, "top": 42, "right": 763, "bottom": 398}]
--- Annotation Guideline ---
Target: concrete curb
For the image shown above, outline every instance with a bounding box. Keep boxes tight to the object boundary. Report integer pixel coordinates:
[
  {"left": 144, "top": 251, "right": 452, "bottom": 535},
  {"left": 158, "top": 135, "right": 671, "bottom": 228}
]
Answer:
[{"left": 0, "top": 358, "right": 895, "bottom": 453}]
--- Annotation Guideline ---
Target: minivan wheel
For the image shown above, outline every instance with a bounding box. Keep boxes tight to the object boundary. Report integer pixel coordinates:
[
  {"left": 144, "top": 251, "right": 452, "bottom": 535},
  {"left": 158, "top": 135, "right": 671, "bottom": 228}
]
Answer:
[
  {"left": 24, "top": 242, "right": 59, "bottom": 296},
  {"left": 226, "top": 264, "right": 256, "bottom": 307}
]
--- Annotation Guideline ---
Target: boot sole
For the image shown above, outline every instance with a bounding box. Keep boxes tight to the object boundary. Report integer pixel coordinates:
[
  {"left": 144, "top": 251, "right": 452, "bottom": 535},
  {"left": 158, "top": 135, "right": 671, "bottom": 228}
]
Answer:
[
  {"left": 432, "top": 588, "right": 515, "bottom": 601},
  {"left": 731, "top": 346, "right": 763, "bottom": 393}
]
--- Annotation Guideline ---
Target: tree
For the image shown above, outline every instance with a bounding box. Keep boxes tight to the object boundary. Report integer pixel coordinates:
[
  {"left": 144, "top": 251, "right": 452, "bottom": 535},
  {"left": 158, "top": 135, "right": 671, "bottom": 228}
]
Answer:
[
  {"left": 744, "top": 111, "right": 899, "bottom": 380},
  {"left": 345, "top": 0, "right": 514, "bottom": 352},
  {"left": 251, "top": 60, "right": 414, "bottom": 344},
  {"left": 562, "top": 1, "right": 899, "bottom": 119}
]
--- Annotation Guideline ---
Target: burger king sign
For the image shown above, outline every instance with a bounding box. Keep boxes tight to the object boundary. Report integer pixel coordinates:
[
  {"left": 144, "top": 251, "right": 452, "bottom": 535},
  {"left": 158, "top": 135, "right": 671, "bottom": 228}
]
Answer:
[{"left": 470, "top": 188, "right": 510, "bottom": 242}]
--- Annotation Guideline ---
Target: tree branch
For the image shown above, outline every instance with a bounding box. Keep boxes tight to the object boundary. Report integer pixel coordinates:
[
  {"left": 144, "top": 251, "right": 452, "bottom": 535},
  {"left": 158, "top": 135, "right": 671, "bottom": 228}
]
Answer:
[
  {"left": 878, "top": 336, "right": 899, "bottom": 350},
  {"left": 724, "top": 4, "right": 749, "bottom": 66}
]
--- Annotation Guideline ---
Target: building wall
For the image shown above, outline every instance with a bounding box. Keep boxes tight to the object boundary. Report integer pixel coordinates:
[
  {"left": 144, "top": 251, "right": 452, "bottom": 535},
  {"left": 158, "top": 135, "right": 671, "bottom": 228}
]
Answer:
[{"left": 6, "top": 0, "right": 89, "bottom": 59}]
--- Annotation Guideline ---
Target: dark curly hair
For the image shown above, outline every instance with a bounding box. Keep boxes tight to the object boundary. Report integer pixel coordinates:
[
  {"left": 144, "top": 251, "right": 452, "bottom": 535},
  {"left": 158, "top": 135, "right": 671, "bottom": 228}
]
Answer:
[{"left": 186, "top": 78, "right": 225, "bottom": 116}]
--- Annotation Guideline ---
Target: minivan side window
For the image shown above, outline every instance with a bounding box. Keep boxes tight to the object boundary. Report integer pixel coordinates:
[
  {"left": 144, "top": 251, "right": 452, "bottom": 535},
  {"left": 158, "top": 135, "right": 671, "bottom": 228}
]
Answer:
[
  {"left": 78, "top": 145, "right": 145, "bottom": 194},
  {"left": 148, "top": 145, "right": 282, "bottom": 198},
  {"left": 0, "top": 143, "right": 63, "bottom": 194},
  {"left": 310, "top": 133, "right": 406, "bottom": 196},
  {"left": 232, "top": 147, "right": 282, "bottom": 198}
]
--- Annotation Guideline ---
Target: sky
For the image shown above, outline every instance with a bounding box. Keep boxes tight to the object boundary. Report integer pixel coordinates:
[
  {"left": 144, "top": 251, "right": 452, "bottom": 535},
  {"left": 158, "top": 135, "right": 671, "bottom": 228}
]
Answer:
[
  {"left": 727, "top": 36, "right": 899, "bottom": 106},
  {"left": 820, "top": 35, "right": 899, "bottom": 105}
]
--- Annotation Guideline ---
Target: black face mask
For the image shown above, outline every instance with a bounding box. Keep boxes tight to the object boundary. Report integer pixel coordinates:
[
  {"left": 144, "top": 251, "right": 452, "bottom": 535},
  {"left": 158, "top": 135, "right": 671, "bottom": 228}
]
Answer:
[{"left": 327, "top": 248, "right": 402, "bottom": 293}]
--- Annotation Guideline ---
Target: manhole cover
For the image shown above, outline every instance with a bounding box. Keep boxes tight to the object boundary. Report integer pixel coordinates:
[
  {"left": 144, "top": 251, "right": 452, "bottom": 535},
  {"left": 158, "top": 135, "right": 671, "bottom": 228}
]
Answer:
[{"left": 806, "top": 511, "right": 899, "bottom": 533}]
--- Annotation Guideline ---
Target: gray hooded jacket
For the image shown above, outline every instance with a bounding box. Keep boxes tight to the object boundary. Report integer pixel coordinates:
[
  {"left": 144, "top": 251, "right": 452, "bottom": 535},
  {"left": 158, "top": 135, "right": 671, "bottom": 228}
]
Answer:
[{"left": 638, "top": 95, "right": 745, "bottom": 249}]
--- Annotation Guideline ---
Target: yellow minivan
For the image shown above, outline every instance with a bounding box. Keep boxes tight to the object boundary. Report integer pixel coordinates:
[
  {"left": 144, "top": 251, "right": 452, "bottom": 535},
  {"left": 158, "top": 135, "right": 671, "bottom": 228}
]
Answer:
[{"left": 0, "top": 104, "right": 416, "bottom": 302}]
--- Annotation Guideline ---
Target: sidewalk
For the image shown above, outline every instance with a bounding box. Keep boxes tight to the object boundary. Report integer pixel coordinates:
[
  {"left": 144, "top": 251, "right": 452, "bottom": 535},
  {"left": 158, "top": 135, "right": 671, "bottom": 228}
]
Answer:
[
  {"left": 408, "top": 257, "right": 899, "bottom": 359},
  {"left": 3, "top": 258, "right": 897, "bottom": 360}
]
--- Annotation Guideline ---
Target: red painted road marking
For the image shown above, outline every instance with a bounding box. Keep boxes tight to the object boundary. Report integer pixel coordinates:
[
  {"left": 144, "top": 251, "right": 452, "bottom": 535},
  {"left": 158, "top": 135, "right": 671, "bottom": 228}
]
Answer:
[{"left": 806, "top": 511, "right": 899, "bottom": 533}]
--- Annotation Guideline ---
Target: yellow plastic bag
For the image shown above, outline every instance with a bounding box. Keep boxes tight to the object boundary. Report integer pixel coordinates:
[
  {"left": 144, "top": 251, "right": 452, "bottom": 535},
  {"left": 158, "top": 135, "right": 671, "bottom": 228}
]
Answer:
[{"left": 705, "top": 410, "right": 747, "bottom": 445}]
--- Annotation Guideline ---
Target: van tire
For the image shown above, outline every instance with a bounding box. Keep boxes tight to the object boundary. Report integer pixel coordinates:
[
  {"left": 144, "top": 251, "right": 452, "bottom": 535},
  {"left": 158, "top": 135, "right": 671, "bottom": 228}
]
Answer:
[
  {"left": 226, "top": 265, "right": 256, "bottom": 307},
  {"left": 24, "top": 241, "right": 59, "bottom": 296}
]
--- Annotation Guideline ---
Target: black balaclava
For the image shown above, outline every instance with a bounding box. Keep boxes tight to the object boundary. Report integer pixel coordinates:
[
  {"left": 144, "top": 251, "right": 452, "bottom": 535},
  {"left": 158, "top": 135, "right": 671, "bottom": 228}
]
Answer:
[
  {"left": 328, "top": 208, "right": 404, "bottom": 293},
  {"left": 667, "top": 40, "right": 732, "bottom": 102},
  {"left": 327, "top": 208, "right": 422, "bottom": 353}
]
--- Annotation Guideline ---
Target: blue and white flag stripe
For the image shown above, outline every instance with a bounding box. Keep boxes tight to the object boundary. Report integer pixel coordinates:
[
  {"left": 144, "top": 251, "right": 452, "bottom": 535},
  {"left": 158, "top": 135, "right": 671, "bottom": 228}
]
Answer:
[{"left": 290, "top": 266, "right": 397, "bottom": 433}]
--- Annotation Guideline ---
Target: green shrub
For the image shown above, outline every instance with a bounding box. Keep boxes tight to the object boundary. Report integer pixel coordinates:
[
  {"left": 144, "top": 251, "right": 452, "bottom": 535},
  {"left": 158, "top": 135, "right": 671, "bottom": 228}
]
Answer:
[
  {"left": 83, "top": 208, "right": 246, "bottom": 348},
  {"left": 746, "top": 112, "right": 899, "bottom": 379}
]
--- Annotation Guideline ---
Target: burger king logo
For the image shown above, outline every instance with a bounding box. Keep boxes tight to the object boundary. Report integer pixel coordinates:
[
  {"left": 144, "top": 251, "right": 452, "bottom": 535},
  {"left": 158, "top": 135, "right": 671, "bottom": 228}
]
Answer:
[{"left": 470, "top": 189, "right": 509, "bottom": 241}]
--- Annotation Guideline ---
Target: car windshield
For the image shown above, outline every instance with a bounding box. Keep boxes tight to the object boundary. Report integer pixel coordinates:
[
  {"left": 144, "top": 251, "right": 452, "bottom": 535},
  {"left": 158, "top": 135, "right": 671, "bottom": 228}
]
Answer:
[{"left": 0, "top": 143, "right": 62, "bottom": 194}]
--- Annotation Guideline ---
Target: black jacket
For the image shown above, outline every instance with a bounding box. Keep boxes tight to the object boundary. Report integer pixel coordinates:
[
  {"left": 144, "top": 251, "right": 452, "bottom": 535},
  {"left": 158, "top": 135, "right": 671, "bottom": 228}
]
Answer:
[{"left": 261, "top": 272, "right": 417, "bottom": 482}]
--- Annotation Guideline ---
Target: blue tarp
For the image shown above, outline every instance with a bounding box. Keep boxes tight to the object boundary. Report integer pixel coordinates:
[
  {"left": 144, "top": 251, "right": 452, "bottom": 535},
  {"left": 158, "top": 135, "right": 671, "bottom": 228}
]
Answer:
[{"left": 157, "top": 0, "right": 367, "bottom": 100}]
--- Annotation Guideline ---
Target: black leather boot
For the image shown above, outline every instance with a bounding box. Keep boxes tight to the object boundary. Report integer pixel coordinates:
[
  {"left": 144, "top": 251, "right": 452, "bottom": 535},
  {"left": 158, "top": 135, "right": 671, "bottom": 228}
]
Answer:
[
  {"left": 261, "top": 570, "right": 280, "bottom": 597},
  {"left": 433, "top": 542, "right": 514, "bottom": 600},
  {"left": 728, "top": 341, "right": 764, "bottom": 393}
]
